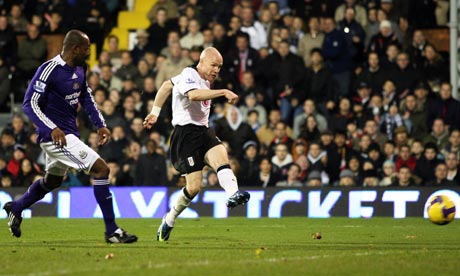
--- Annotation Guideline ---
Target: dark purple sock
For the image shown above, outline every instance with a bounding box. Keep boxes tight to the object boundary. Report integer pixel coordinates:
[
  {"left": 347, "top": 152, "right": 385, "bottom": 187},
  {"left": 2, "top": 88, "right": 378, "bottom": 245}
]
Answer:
[
  {"left": 93, "top": 179, "right": 118, "bottom": 235},
  {"left": 12, "top": 178, "right": 49, "bottom": 215}
]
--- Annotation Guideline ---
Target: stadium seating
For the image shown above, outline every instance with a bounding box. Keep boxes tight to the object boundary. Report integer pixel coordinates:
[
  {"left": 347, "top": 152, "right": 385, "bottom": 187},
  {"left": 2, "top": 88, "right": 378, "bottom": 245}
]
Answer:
[
  {"left": 117, "top": 11, "right": 150, "bottom": 29},
  {"left": 134, "top": 0, "right": 157, "bottom": 13}
]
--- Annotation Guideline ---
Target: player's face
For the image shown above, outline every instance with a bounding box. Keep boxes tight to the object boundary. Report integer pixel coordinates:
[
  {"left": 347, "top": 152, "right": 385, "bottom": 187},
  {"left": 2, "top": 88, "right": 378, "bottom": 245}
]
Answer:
[
  {"left": 202, "top": 54, "right": 223, "bottom": 82},
  {"left": 74, "top": 40, "right": 90, "bottom": 66}
]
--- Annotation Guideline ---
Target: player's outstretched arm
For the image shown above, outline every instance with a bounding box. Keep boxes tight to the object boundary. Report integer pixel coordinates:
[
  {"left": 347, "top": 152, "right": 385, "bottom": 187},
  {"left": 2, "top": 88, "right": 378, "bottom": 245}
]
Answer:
[
  {"left": 143, "top": 80, "right": 174, "bottom": 129},
  {"left": 188, "top": 89, "right": 238, "bottom": 104}
]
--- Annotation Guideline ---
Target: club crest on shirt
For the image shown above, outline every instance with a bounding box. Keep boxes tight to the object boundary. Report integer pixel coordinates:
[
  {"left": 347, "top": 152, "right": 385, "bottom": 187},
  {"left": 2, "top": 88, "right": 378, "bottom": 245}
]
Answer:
[
  {"left": 187, "top": 156, "right": 194, "bottom": 166},
  {"left": 33, "top": 80, "right": 46, "bottom": 93},
  {"left": 73, "top": 83, "right": 80, "bottom": 90},
  {"left": 202, "top": 100, "right": 210, "bottom": 107},
  {"left": 79, "top": 150, "right": 88, "bottom": 159}
]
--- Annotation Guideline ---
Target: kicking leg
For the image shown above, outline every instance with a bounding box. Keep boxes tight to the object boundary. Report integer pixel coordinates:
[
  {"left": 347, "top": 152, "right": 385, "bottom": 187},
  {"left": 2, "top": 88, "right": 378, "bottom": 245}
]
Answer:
[{"left": 205, "top": 145, "right": 250, "bottom": 208}]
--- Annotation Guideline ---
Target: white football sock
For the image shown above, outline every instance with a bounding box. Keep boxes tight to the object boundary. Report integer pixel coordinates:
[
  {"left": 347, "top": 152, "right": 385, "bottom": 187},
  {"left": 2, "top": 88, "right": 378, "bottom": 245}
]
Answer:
[
  {"left": 165, "top": 188, "right": 191, "bottom": 226},
  {"left": 217, "top": 166, "right": 239, "bottom": 196}
]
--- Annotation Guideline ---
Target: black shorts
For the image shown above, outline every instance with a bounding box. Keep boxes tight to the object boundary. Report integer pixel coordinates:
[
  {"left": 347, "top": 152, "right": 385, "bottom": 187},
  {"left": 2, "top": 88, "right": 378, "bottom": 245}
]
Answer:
[{"left": 170, "top": 124, "right": 222, "bottom": 174}]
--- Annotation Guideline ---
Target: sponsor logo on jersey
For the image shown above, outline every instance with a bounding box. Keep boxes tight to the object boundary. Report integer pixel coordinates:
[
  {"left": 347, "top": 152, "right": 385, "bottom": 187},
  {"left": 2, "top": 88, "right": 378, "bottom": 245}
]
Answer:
[
  {"left": 185, "top": 78, "right": 196, "bottom": 84},
  {"left": 79, "top": 150, "right": 88, "bottom": 159},
  {"left": 33, "top": 80, "right": 46, "bottom": 93},
  {"left": 72, "top": 73, "right": 78, "bottom": 79},
  {"left": 187, "top": 157, "right": 194, "bottom": 166}
]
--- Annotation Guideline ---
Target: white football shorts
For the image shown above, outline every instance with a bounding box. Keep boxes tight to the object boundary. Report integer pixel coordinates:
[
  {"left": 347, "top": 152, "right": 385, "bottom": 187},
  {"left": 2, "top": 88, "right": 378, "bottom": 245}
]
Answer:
[{"left": 40, "top": 134, "right": 100, "bottom": 176}]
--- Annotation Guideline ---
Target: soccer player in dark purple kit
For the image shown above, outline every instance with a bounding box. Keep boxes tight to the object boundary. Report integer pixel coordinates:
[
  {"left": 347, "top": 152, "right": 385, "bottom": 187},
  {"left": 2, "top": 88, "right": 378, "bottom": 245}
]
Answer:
[{"left": 3, "top": 30, "right": 137, "bottom": 243}]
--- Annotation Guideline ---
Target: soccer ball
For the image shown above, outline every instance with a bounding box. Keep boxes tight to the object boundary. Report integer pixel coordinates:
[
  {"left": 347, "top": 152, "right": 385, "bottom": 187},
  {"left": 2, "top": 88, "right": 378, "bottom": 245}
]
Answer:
[{"left": 427, "top": 195, "right": 456, "bottom": 225}]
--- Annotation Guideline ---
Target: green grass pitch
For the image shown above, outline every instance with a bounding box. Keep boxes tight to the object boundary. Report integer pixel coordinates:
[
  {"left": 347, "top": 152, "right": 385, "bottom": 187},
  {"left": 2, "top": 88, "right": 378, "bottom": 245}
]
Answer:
[{"left": 0, "top": 217, "right": 459, "bottom": 275}]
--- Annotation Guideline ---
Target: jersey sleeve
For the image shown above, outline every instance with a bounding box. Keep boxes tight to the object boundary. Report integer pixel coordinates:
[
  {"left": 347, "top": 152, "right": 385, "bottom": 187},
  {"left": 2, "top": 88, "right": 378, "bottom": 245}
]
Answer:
[
  {"left": 174, "top": 67, "right": 201, "bottom": 95},
  {"left": 23, "top": 62, "right": 58, "bottom": 135},
  {"left": 80, "top": 71, "right": 107, "bottom": 129}
]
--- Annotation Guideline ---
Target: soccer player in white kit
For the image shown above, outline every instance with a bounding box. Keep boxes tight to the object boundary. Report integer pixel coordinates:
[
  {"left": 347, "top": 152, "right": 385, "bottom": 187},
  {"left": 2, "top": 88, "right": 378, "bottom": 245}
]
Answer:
[{"left": 144, "top": 47, "right": 250, "bottom": 241}]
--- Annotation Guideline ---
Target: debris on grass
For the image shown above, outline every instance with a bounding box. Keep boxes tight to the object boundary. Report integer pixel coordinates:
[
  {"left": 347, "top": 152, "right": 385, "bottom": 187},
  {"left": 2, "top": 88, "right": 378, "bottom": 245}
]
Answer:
[
  {"left": 311, "top": 232, "right": 322, "bottom": 240},
  {"left": 105, "top": 253, "right": 114, "bottom": 260}
]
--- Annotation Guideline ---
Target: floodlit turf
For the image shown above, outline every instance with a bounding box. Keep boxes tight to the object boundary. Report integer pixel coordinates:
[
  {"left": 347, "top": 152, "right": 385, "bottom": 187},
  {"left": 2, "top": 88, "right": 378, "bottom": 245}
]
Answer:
[{"left": 0, "top": 217, "right": 459, "bottom": 276}]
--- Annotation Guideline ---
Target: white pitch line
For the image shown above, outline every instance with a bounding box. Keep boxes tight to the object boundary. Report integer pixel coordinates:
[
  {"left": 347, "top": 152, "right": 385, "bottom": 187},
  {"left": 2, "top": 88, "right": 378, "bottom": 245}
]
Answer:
[{"left": 18, "top": 250, "right": 414, "bottom": 276}]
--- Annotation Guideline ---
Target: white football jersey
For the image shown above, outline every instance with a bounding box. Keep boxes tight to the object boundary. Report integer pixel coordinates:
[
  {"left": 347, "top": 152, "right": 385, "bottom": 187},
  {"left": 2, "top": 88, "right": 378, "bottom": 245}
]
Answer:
[{"left": 171, "top": 67, "right": 212, "bottom": 127}]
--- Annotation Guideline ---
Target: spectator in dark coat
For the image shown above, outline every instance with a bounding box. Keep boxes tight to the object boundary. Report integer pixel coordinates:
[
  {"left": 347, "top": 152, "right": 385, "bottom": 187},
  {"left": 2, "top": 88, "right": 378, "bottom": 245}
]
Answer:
[
  {"left": 327, "top": 97, "right": 354, "bottom": 133},
  {"left": 413, "top": 142, "right": 442, "bottom": 184},
  {"left": 426, "top": 82, "right": 460, "bottom": 131},
  {"left": 389, "top": 52, "right": 421, "bottom": 97},
  {"left": 5, "top": 114, "right": 29, "bottom": 145},
  {"left": 214, "top": 106, "right": 259, "bottom": 160},
  {"left": 391, "top": 165, "right": 418, "bottom": 187},
  {"left": 422, "top": 44, "right": 449, "bottom": 87},
  {"left": 16, "top": 24, "right": 47, "bottom": 81},
  {"left": 261, "top": 40, "right": 305, "bottom": 122},
  {"left": 238, "top": 141, "right": 260, "bottom": 186},
  {"left": 115, "top": 51, "right": 139, "bottom": 82},
  {"left": 271, "top": 143, "right": 294, "bottom": 181},
  {"left": 445, "top": 152, "right": 460, "bottom": 185},
  {"left": 426, "top": 163, "right": 457, "bottom": 186},
  {"left": 225, "top": 32, "right": 260, "bottom": 92},
  {"left": 423, "top": 118, "right": 450, "bottom": 151},
  {"left": 328, "top": 131, "right": 359, "bottom": 182},
  {"left": 130, "top": 29, "right": 154, "bottom": 66},
  {"left": 367, "top": 20, "right": 399, "bottom": 59},
  {"left": 322, "top": 17, "right": 352, "bottom": 97},
  {"left": 407, "top": 30, "right": 427, "bottom": 70},
  {"left": 0, "top": 14, "right": 17, "bottom": 68},
  {"left": 0, "top": 129, "right": 15, "bottom": 161},
  {"left": 134, "top": 140, "right": 167, "bottom": 186},
  {"left": 355, "top": 52, "right": 387, "bottom": 94},
  {"left": 0, "top": 57, "right": 11, "bottom": 111},
  {"left": 399, "top": 94, "right": 427, "bottom": 141},
  {"left": 302, "top": 48, "right": 335, "bottom": 106},
  {"left": 147, "top": 8, "right": 171, "bottom": 55},
  {"left": 257, "top": 157, "right": 279, "bottom": 188},
  {"left": 338, "top": 7, "right": 366, "bottom": 67}
]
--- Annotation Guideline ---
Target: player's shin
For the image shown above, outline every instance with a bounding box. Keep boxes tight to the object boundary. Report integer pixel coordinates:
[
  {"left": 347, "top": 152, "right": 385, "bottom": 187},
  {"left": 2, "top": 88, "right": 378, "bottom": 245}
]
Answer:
[
  {"left": 216, "top": 164, "right": 239, "bottom": 196},
  {"left": 93, "top": 178, "right": 118, "bottom": 235},
  {"left": 12, "top": 178, "right": 49, "bottom": 214},
  {"left": 165, "top": 187, "right": 194, "bottom": 226}
]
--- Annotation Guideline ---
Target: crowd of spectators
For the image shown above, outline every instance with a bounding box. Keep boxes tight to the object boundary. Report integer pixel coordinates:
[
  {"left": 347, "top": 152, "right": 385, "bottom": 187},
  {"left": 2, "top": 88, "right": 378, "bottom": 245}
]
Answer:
[{"left": 0, "top": 0, "right": 458, "bottom": 189}]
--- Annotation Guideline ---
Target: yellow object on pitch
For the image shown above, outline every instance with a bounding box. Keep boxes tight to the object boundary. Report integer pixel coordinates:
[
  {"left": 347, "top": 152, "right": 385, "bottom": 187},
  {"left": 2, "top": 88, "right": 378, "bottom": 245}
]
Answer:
[{"left": 427, "top": 195, "right": 456, "bottom": 225}]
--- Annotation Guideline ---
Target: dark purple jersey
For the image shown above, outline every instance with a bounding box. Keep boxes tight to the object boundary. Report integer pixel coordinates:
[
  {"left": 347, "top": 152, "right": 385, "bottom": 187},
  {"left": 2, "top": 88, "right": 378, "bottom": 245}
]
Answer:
[{"left": 23, "top": 55, "right": 106, "bottom": 143}]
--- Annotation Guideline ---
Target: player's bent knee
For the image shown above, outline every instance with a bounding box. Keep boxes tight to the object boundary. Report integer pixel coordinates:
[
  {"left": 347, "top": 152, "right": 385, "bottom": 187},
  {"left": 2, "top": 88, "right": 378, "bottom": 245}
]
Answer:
[
  {"left": 44, "top": 174, "right": 64, "bottom": 190},
  {"left": 90, "top": 158, "right": 110, "bottom": 178}
]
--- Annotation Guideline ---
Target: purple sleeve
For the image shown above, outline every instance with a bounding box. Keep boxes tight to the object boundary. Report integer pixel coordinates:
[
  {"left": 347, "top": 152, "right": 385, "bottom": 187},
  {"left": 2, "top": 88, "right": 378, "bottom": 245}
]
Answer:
[
  {"left": 80, "top": 75, "right": 107, "bottom": 129},
  {"left": 23, "top": 63, "right": 58, "bottom": 136}
]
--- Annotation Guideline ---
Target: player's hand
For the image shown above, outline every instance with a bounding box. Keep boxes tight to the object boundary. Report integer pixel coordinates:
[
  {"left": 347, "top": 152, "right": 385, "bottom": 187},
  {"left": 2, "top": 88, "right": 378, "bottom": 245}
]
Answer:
[
  {"left": 97, "top": 127, "right": 111, "bottom": 145},
  {"left": 224, "top": 90, "right": 239, "bottom": 105},
  {"left": 51, "top": 127, "right": 67, "bottom": 148},
  {"left": 143, "top": 113, "right": 158, "bottom": 129}
]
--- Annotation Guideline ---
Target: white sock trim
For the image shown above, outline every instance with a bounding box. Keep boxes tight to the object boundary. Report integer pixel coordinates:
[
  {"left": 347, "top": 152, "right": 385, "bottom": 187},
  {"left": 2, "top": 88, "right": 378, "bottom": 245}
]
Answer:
[{"left": 217, "top": 168, "right": 239, "bottom": 196}]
